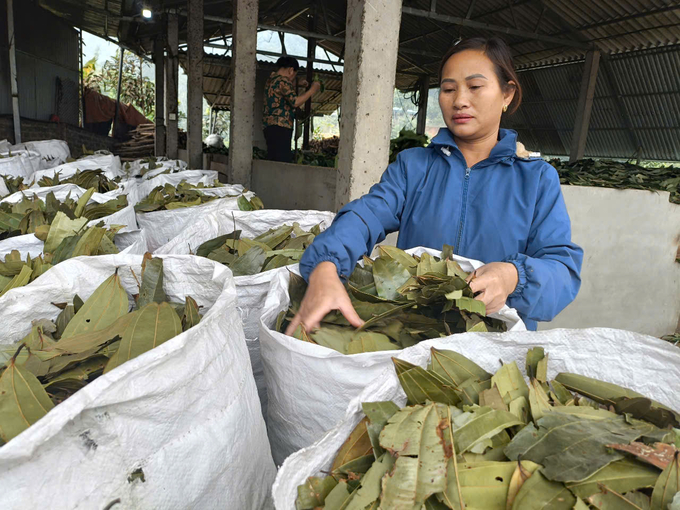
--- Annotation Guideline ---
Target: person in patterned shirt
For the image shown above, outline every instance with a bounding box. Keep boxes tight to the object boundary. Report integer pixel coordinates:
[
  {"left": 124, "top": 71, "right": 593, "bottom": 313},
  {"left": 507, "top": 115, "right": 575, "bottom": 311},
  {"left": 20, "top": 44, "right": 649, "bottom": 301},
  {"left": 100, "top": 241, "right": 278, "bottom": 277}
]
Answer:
[{"left": 263, "top": 56, "right": 321, "bottom": 162}]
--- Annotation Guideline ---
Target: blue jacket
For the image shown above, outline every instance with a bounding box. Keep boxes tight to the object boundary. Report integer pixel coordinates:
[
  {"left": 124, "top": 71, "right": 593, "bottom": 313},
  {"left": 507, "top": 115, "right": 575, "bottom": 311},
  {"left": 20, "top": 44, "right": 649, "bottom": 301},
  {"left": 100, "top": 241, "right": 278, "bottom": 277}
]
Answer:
[{"left": 300, "top": 128, "right": 583, "bottom": 330}]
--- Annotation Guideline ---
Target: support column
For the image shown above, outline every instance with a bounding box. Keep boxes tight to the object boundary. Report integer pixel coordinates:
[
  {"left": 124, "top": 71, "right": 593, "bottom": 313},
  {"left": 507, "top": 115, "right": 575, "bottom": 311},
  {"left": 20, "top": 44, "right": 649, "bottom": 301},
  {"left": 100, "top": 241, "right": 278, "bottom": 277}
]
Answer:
[
  {"left": 416, "top": 75, "right": 429, "bottom": 135},
  {"left": 113, "top": 49, "right": 125, "bottom": 138},
  {"left": 165, "top": 13, "right": 179, "bottom": 159},
  {"left": 303, "top": 13, "right": 316, "bottom": 150},
  {"left": 335, "top": 0, "right": 403, "bottom": 210},
  {"left": 569, "top": 49, "right": 600, "bottom": 163},
  {"left": 187, "top": 0, "right": 204, "bottom": 169},
  {"left": 153, "top": 35, "right": 166, "bottom": 156},
  {"left": 228, "top": 0, "right": 259, "bottom": 187},
  {"left": 7, "top": 0, "right": 20, "bottom": 143}
]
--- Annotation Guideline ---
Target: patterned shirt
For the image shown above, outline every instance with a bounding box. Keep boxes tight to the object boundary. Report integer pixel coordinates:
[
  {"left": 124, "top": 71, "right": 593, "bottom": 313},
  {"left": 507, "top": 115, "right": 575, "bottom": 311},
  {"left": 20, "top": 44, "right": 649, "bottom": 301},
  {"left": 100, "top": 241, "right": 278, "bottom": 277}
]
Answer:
[{"left": 263, "top": 72, "right": 297, "bottom": 129}]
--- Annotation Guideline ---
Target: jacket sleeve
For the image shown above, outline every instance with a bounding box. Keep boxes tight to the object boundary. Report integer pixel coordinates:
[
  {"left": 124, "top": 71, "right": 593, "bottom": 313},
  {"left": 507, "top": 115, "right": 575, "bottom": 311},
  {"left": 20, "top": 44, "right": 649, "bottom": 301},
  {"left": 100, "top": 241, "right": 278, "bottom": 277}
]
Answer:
[
  {"left": 504, "top": 165, "right": 583, "bottom": 322},
  {"left": 299, "top": 154, "right": 409, "bottom": 281}
]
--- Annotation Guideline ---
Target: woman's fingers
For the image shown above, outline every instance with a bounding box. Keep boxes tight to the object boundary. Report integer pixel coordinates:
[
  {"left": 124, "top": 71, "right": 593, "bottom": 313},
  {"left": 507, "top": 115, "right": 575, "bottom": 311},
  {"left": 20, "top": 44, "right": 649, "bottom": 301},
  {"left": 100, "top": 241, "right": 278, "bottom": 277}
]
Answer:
[
  {"left": 284, "top": 314, "right": 302, "bottom": 336},
  {"left": 339, "top": 300, "right": 365, "bottom": 329}
]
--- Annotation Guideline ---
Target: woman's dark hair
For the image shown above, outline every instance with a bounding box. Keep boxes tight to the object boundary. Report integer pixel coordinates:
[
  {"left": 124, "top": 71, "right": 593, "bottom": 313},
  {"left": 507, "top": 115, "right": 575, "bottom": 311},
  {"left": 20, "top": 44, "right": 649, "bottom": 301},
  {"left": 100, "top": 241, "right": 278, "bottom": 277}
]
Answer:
[
  {"left": 276, "top": 56, "right": 300, "bottom": 71},
  {"left": 438, "top": 37, "right": 522, "bottom": 114}
]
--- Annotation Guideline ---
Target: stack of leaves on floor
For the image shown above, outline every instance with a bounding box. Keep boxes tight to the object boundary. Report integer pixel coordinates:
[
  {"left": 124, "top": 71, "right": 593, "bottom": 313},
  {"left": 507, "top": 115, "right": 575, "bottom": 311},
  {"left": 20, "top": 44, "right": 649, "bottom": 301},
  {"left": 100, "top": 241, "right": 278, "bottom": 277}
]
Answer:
[
  {"left": 0, "top": 187, "right": 127, "bottom": 242},
  {"left": 277, "top": 246, "right": 507, "bottom": 355},
  {"left": 194, "top": 222, "right": 322, "bottom": 276},
  {"left": 0, "top": 256, "right": 201, "bottom": 446},
  {"left": 38, "top": 169, "right": 120, "bottom": 193},
  {"left": 550, "top": 159, "right": 680, "bottom": 204},
  {"left": 296, "top": 347, "right": 680, "bottom": 509}
]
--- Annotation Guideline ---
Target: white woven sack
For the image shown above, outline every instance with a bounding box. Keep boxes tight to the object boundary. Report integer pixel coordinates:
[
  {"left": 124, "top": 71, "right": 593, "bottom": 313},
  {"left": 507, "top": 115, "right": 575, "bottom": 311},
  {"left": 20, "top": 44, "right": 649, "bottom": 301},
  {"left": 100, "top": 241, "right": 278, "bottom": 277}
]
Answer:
[
  {"left": 0, "top": 254, "right": 276, "bottom": 509},
  {"left": 155, "top": 208, "right": 336, "bottom": 416},
  {"left": 10, "top": 140, "right": 70, "bottom": 169},
  {"left": 259, "top": 247, "right": 525, "bottom": 465},
  {"left": 272, "top": 329, "right": 680, "bottom": 508},
  {"left": 123, "top": 158, "right": 188, "bottom": 179},
  {"left": 119, "top": 170, "right": 220, "bottom": 206},
  {"left": 31, "top": 153, "right": 123, "bottom": 185},
  {"left": 0, "top": 150, "right": 42, "bottom": 179}
]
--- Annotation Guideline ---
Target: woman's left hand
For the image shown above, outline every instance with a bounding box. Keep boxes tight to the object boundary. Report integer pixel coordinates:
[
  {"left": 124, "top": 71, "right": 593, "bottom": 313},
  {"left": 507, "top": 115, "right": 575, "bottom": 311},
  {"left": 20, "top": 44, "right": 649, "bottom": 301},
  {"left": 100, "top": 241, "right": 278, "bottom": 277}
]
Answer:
[{"left": 467, "top": 262, "right": 519, "bottom": 315}]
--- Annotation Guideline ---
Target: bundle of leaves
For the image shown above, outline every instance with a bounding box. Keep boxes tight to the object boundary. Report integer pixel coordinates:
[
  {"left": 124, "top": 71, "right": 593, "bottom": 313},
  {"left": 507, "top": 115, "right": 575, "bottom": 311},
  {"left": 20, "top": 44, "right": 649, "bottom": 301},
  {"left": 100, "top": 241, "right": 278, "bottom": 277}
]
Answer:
[
  {"left": 38, "top": 169, "right": 119, "bottom": 193},
  {"left": 296, "top": 347, "right": 680, "bottom": 509},
  {"left": 277, "top": 246, "right": 507, "bottom": 355},
  {"left": 389, "top": 128, "right": 429, "bottom": 163},
  {"left": 0, "top": 256, "right": 201, "bottom": 446},
  {"left": 550, "top": 158, "right": 680, "bottom": 204},
  {"left": 0, "top": 212, "right": 125, "bottom": 296},
  {"left": 253, "top": 147, "right": 268, "bottom": 160},
  {"left": 195, "top": 222, "right": 322, "bottom": 277},
  {"left": 0, "top": 188, "right": 127, "bottom": 241},
  {"left": 2, "top": 175, "right": 30, "bottom": 195},
  {"left": 294, "top": 150, "right": 337, "bottom": 168},
  {"left": 308, "top": 136, "right": 339, "bottom": 156}
]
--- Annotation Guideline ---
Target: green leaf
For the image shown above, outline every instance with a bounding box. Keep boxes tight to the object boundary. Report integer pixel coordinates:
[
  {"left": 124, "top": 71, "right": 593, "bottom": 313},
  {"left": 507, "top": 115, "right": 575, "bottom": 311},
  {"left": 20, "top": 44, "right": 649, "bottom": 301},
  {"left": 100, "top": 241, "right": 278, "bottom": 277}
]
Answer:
[
  {"left": 588, "top": 489, "right": 651, "bottom": 509},
  {"left": 651, "top": 452, "right": 679, "bottom": 510},
  {"left": 74, "top": 187, "right": 96, "bottom": 218},
  {"left": 505, "top": 414, "right": 658, "bottom": 483},
  {"left": 566, "top": 459, "right": 660, "bottom": 499},
  {"left": 0, "top": 264, "right": 33, "bottom": 297},
  {"left": 323, "top": 480, "right": 356, "bottom": 510},
  {"left": 103, "top": 302, "right": 182, "bottom": 373},
  {"left": 296, "top": 476, "right": 338, "bottom": 510},
  {"left": 230, "top": 246, "right": 267, "bottom": 276},
  {"left": 347, "top": 332, "right": 399, "bottom": 354},
  {"left": 182, "top": 296, "right": 201, "bottom": 331},
  {"left": 491, "top": 362, "right": 529, "bottom": 403},
  {"left": 438, "top": 461, "right": 516, "bottom": 510},
  {"left": 511, "top": 471, "right": 576, "bottom": 510},
  {"left": 0, "top": 356, "right": 55, "bottom": 442},
  {"left": 43, "top": 211, "right": 88, "bottom": 253},
  {"left": 331, "top": 417, "right": 374, "bottom": 473},
  {"left": 506, "top": 460, "right": 542, "bottom": 510},
  {"left": 452, "top": 406, "right": 523, "bottom": 454},
  {"left": 344, "top": 453, "right": 392, "bottom": 510},
  {"left": 379, "top": 403, "right": 451, "bottom": 509},
  {"left": 138, "top": 256, "right": 166, "bottom": 308},
  {"left": 393, "top": 358, "right": 460, "bottom": 406},
  {"left": 526, "top": 347, "right": 545, "bottom": 380},
  {"left": 429, "top": 348, "right": 492, "bottom": 386},
  {"left": 253, "top": 224, "right": 295, "bottom": 249},
  {"left": 362, "top": 401, "right": 399, "bottom": 458},
  {"left": 61, "top": 273, "right": 129, "bottom": 339},
  {"left": 377, "top": 246, "right": 418, "bottom": 275},
  {"left": 456, "top": 296, "right": 486, "bottom": 316},
  {"left": 373, "top": 257, "right": 412, "bottom": 301},
  {"left": 310, "top": 326, "right": 355, "bottom": 354}
]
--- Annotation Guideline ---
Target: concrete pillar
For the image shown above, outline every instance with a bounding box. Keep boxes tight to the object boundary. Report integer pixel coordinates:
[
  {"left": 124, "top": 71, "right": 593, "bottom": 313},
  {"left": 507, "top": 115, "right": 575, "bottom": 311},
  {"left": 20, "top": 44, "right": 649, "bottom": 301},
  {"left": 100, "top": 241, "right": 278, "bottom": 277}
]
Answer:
[
  {"left": 165, "top": 13, "right": 179, "bottom": 160},
  {"left": 187, "top": 0, "right": 204, "bottom": 169},
  {"left": 335, "top": 0, "right": 403, "bottom": 211},
  {"left": 228, "top": 0, "right": 259, "bottom": 187},
  {"left": 416, "top": 75, "right": 429, "bottom": 136},
  {"left": 569, "top": 49, "right": 600, "bottom": 163},
  {"left": 7, "top": 0, "right": 21, "bottom": 144},
  {"left": 153, "top": 35, "right": 166, "bottom": 157},
  {"left": 252, "top": 69, "right": 268, "bottom": 150}
]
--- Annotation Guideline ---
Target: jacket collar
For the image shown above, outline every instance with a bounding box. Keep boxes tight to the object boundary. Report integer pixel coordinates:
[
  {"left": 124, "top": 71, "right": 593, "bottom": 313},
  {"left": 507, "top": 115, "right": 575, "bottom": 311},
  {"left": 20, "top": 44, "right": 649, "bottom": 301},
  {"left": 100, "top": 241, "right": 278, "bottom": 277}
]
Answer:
[{"left": 429, "top": 128, "right": 518, "bottom": 166}]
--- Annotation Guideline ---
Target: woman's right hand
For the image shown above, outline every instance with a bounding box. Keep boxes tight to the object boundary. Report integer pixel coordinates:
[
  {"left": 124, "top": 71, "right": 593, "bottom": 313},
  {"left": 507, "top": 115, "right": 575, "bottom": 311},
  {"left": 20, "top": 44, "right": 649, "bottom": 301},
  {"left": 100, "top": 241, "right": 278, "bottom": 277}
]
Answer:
[
  {"left": 310, "top": 81, "right": 322, "bottom": 93},
  {"left": 285, "top": 261, "right": 364, "bottom": 336}
]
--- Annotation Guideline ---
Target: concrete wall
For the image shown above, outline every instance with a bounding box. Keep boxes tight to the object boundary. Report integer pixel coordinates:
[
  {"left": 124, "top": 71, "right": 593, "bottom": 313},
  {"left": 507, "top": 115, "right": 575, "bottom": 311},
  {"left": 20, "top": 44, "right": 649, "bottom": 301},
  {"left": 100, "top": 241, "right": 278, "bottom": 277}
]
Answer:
[
  {"left": 251, "top": 159, "right": 336, "bottom": 211},
  {"left": 252, "top": 69, "right": 269, "bottom": 151}
]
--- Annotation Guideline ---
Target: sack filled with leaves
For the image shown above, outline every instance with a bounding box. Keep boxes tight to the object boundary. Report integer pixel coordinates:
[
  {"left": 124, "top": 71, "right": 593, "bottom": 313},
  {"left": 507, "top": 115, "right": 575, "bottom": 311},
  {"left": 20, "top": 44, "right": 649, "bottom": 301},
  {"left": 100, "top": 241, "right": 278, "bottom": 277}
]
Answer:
[
  {"left": 0, "top": 254, "right": 275, "bottom": 509},
  {"left": 135, "top": 181, "right": 263, "bottom": 252},
  {"left": 118, "top": 169, "right": 221, "bottom": 205},
  {"left": 156, "top": 208, "right": 335, "bottom": 417},
  {"left": 272, "top": 328, "right": 680, "bottom": 509},
  {"left": 259, "top": 247, "right": 524, "bottom": 465},
  {"left": 123, "top": 156, "right": 187, "bottom": 180},
  {"left": 0, "top": 149, "right": 42, "bottom": 180},
  {"left": 10, "top": 139, "right": 70, "bottom": 169},
  {"left": 31, "top": 152, "right": 123, "bottom": 185}
]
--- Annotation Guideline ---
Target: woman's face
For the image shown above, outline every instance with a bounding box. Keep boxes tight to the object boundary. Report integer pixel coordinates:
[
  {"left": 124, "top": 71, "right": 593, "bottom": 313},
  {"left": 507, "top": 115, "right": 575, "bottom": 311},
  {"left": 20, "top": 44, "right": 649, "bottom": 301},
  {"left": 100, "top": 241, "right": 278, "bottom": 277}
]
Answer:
[{"left": 438, "top": 49, "right": 515, "bottom": 142}]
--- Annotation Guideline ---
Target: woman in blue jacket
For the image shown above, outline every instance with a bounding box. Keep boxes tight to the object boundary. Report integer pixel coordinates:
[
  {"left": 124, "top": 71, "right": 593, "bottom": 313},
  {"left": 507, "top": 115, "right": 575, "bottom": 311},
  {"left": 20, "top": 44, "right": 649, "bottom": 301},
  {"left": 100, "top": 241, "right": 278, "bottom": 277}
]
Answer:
[{"left": 286, "top": 37, "right": 583, "bottom": 333}]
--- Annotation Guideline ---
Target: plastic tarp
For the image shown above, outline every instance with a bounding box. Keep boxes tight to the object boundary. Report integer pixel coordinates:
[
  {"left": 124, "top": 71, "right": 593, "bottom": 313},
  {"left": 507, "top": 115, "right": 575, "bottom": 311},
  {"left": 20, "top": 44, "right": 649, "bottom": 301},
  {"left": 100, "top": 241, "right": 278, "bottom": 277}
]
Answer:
[
  {"left": 155, "top": 208, "right": 336, "bottom": 416},
  {"left": 259, "top": 247, "right": 525, "bottom": 465},
  {"left": 10, "top": 140, "right": 70, "bottom": 169},
  {"left": 0, "top": 254, "right": 276, "bottom": 509},
  {"left": 272, "top": 328, "right": 680, "bottom": 508}
]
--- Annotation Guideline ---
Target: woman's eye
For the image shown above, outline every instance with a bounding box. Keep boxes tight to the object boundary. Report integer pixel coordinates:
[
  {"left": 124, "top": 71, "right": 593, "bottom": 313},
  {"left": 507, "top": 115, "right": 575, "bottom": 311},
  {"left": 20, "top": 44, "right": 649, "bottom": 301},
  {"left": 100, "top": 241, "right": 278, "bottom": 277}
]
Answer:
[
  {"left": 469, "top": 86, "right": 481, "bottom": 90},
  {"left": 441, "top": 88, "right": 455, "bottom": 93}
]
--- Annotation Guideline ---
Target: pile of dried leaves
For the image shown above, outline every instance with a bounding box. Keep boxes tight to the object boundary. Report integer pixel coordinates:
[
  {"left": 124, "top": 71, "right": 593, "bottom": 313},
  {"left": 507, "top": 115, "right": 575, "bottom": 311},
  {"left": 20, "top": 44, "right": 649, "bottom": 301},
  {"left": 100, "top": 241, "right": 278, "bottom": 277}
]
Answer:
[
  {"left": 195, "top": 222, "right": 322, "bottom": 276},
  {"left": 134, "top": 181, "right": 264, "bottom": 213},
  {"left": 0, "top": 188, "right": 127, "bottom": 241},
  {"left": 2, "top": 176, "right": 30, "bottom": 194},
  {"left": 0, "top": 210, "right": 125, "bottom": 296},
  {"left": 0, "top": 256, "right": 201, "bottom": 446},
  {"left": 277, "top": 247, "right": 506, "bottom": 355},
  {"left": 550, "top": 159, "right": 680, "bottom": 204},
  {"left": 297, "top": 347, "right": 680, "bottom": 509},
  {"left": 38, "top": 169, "right": 120, "bottom": 193}
]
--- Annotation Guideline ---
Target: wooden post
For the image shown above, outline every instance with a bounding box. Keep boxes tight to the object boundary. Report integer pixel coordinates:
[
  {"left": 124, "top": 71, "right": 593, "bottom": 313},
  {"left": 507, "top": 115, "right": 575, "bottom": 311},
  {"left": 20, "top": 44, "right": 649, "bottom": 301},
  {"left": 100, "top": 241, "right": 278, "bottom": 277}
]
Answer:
[
  {"left": 303, "top": 12, "right": 316, "bottom": 150},
  {"left": 416, "top": 75, "right": 429, "bottom": 135},
  {"left": 7, "top": 0, "right": 21, "bottom": 143},
  {"left": 154, "top": 34, "right": 166, "bottom": 156},
  {"left": 187, "top": 0, "right": 204, "bottom": 169},
  {"left": 569, "top": 50, "right": 600, "bottom": 163},
  {"left": 113, "top": 48, "right": 125, "bottom": 138},
  {"left": 165, "top": 12, "right": 179, "bottom": 159}
]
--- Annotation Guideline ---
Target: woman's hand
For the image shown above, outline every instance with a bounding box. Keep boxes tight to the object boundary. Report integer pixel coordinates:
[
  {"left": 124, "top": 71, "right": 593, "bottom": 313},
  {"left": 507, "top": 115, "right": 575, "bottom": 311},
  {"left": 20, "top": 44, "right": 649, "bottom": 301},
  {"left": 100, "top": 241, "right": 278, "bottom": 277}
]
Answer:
[
  {"left": 467, "top": 262, "right": 519, "bottom": 315},
  {"left": 310, "top": 81, "right": 322, "bottom": 93},
  {"left": 285, "top": 262, "right": 364, "bottom": 336}
]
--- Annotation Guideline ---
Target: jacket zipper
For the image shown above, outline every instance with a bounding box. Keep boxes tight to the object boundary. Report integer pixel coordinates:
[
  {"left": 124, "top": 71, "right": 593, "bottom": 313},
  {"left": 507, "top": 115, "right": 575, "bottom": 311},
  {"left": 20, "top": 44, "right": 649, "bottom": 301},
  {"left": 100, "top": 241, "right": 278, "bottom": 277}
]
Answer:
[{"left": 455, "top": 167, "right": 472, "bottom": 253}]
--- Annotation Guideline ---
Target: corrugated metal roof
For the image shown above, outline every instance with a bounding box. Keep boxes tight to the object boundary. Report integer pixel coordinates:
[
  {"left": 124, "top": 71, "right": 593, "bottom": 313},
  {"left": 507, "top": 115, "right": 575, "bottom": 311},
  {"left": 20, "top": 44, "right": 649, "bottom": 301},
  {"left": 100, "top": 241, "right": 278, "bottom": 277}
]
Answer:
[{"left": 503, "top": 45, "right": 680, "bottom": 160}]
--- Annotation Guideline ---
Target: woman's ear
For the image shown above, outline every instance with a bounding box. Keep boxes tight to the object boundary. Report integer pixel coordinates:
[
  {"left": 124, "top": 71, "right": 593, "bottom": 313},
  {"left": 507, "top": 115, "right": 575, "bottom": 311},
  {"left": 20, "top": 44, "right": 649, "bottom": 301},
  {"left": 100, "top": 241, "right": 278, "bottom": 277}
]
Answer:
[{"left": 504, "top": 80, "right": 517, "bottom": 106}]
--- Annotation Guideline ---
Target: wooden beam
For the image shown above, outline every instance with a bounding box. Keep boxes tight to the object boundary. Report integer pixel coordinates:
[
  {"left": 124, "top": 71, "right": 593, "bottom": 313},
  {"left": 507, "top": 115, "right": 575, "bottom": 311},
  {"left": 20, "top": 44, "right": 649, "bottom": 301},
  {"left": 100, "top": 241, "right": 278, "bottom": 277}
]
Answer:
[
  {"left": 416, "top": 75, "right": 429, "bottom": 135},
  {"left": 154, "top": 34, "right": 166, "bottom": 156},
  {"left": 165, "top": 12, "right": 179, "bottom": 159},
  {"left": 569, "top": 49, "right": 601, "bottom": 162}
]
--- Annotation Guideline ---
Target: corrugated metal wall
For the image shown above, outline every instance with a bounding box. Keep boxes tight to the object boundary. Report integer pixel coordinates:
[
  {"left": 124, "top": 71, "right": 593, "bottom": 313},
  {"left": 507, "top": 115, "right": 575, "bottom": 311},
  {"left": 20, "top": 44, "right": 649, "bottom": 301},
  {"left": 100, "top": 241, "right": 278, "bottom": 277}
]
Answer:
[
  {"left": 0, "top": 0, "right": 79, "bottom": 124},
  {"left": 503, "top": 46, "right": 680, "bottom": 161}
]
